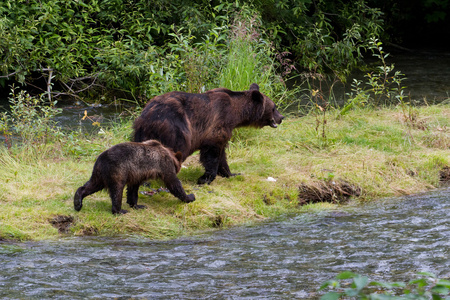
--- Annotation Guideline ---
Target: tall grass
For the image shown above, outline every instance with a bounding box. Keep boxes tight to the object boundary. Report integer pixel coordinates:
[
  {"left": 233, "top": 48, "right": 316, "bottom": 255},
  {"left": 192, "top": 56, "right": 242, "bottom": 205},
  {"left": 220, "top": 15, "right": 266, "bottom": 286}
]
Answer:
[
  {"left": 219, "top": 15, "right": 271, "bottom": 91},
  {"left": 217, "top": 10, "right": 299, "bottom": 111}
]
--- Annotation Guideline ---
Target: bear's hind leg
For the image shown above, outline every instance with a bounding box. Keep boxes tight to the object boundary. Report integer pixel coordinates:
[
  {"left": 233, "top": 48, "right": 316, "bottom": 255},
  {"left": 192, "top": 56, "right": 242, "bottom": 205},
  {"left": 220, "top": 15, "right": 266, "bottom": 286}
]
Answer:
[
  {"left": 126, "top": 184, "right": 147, "bottom": 210},
  {"left": 164, "top": 174, "right": 195, "bottom": 203},
  {"left": 108, "top": 183, "right": 128, "bottom": 214},
  {"left": 74, "top": 181, "right": 104, "bottom": 211}
]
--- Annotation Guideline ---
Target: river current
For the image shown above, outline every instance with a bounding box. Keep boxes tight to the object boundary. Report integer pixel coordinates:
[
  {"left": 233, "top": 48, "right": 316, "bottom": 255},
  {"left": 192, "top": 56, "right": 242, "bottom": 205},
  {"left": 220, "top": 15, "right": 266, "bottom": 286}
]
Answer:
[{"left": 1, "top": 188, "right": 449, "bottom": 299}]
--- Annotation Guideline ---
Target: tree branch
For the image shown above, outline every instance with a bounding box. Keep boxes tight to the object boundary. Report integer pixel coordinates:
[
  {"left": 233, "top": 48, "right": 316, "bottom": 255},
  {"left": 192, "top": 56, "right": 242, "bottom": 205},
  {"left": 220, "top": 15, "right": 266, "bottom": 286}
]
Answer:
[{"left": 0, "top": 71, "right": 19, "bottom": 79}]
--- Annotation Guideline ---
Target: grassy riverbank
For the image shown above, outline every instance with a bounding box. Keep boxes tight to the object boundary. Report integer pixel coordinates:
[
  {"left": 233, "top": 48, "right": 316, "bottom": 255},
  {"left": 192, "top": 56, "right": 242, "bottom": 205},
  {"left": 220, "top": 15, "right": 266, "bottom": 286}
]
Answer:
[{"left": 0, "top": 104, "right": 449, "bottom": 241}]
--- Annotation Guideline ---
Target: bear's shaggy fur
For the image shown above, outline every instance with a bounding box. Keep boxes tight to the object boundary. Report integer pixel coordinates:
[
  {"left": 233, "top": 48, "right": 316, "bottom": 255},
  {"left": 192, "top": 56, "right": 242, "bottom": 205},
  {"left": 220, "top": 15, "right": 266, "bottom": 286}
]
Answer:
[
  {"left": 74, "top": 140, "right": 195, "bottom": 214},
  {"left": 133, "top": 83, "right": 284, "bottom": 184}
]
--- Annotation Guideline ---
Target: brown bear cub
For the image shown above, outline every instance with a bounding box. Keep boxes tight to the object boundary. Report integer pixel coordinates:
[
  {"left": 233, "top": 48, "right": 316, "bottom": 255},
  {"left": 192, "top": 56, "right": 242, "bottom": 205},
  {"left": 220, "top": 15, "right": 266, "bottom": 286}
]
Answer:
[
  {"left": 133, "top": 83, "right": 284, "bottom": 185},
  {"left": 74, "top": 140, "right": 195, "bottom": 214}
]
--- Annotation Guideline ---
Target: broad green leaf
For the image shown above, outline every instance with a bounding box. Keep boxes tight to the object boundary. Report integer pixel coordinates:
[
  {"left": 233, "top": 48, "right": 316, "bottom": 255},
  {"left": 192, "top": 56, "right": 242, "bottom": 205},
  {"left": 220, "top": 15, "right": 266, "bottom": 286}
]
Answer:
[
  {"left": 336, "top": 271, "right": 357, "bottom": 280},
  {"left": 436, "top": 279, "right": 450, "bottom": 288},
  {"left": 431, "top": 286, "right": 449, "bottom": 295}
]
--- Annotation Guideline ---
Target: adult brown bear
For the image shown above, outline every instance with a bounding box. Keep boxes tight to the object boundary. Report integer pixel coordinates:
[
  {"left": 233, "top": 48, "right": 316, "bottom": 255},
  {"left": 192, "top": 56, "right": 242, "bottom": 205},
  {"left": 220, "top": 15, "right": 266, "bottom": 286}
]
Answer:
[
  {"left": 74, "top": 140, "right": 195, "bottom": 214},
  {"left": 133, "top": 83, "right": 284, "bottom": 184}
]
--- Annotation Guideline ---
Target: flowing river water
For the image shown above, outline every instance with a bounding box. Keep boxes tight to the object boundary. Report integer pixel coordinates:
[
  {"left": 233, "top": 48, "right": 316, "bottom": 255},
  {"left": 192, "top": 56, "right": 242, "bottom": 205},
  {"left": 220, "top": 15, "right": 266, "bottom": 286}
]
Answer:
[{"left": 1, "top": 188, "right": 449, "bottom": 299}]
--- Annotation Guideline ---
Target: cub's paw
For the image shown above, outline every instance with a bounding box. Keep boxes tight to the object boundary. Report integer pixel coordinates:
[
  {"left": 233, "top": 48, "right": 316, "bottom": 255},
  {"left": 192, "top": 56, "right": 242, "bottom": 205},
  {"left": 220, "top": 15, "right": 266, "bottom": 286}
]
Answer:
[
  {"left": 73, "top": 191, "right": 83, "bottom": 211},
  {"left": 184, "top": 194, "right": 196, "bottom": 203}
]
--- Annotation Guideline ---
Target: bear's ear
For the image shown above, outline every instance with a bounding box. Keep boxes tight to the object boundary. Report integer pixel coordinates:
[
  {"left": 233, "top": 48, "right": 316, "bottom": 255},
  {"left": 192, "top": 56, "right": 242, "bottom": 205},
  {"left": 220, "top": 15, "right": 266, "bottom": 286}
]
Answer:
[
  {"left": 174, "top": 151, "right": 183, "bottom": 163},
  {"left": 251, "top": 90, "right": 264, "bottom": 103},
  {"left": 249, "top": 83, "right": 260, "bottom": 91}
]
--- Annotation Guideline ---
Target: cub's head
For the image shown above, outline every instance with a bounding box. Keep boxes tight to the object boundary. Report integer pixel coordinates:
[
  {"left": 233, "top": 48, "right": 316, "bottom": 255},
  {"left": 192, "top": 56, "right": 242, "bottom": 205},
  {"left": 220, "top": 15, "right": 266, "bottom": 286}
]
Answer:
[{"left": 249, "top": 83, "right": 284, "bottom": 128}]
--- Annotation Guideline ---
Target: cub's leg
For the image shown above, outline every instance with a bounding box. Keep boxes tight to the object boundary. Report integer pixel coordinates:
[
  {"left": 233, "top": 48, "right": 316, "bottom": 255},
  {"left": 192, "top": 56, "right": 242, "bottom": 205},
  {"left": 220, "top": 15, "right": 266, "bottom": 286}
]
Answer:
[
  {"left": 163, "top": 174, "right": 195, "bottom": 203},
  {"left": 74, "top": 180, "right": 104, "bottom": 211},
  {"left": 126, "top": 184, "right": 147, "bottom": 210},
  {"left": 108, "top": 182, "right": 128, "bottom": 214}
]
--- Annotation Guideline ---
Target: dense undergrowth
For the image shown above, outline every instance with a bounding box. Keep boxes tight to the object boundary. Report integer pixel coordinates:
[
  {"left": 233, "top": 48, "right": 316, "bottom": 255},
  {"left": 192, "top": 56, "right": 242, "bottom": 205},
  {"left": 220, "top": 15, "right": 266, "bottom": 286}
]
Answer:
[{"left": 1, "top": 0, "right": 384, "bottom": 103}]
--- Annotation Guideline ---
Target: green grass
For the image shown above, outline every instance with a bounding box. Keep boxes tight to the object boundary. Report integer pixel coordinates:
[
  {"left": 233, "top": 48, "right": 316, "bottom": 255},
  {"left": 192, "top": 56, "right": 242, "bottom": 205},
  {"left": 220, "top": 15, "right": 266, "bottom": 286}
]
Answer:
[{"left": 0, "top": 104, "right": 449, "bottom": 241}]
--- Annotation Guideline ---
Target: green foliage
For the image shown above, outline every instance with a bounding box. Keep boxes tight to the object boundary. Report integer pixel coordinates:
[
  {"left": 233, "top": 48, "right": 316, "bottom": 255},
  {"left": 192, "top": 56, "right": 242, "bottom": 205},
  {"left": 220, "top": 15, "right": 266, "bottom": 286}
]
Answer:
[
  {"left": 167, "top": 25, "right": 227, "bottom": 93},
  {"left": 365, "top": 38, "right": 407, "bottom": 106},
  {"left": 0, "top": 224, "right": 29, "bottom": 241},
  {"left": 339, "top": 38, "right": 408, "bottom": 117},
  {"left": 1, "top": 0, "right": 385, "bottom": 104},
  {"left": 1, "top": 86, "right": 62, "bottom": 144},
  {"left": 218, "top": 6, "right": 286, "bottom": 99},
  {"left": 0, "top": 111, "right": 11, "bottom": 146},
  {"left": 283, "top": 0, "right": 384, "bottom": 80},
  {"left": 0, "top": 0, "right": 223, "bottom": 99},
  {"left": 219, "top": 7, "right": 268, "bottom": 90},
  {"left": 338, "top": 79, "right": 371, "bottom": 117},
  {"left": 320, "top": 271, "right": 450, "bottom": 300}
]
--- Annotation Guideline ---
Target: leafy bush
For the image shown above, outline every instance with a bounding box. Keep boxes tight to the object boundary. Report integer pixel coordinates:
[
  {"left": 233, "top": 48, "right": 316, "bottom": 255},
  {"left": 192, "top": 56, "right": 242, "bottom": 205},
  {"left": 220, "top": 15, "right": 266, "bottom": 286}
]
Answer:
[
  {"left": 0, "top": 0, "right": 224, "bottom": 99},
  {"left": 338, "top": 38, "right": 408, "bottom": 116},
  {"left": 0, "top": 86, "right": 62, "bottom": 144},
  {"left": 0, "top": 0, "right": 385, "bottom": 104}
]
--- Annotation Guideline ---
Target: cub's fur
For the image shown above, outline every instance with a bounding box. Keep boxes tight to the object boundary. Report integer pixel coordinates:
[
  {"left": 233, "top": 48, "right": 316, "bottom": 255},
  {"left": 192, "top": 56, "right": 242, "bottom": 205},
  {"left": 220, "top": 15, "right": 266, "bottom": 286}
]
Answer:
[{"left": 74, "top": 140, "right": 195, "bottom": 214}]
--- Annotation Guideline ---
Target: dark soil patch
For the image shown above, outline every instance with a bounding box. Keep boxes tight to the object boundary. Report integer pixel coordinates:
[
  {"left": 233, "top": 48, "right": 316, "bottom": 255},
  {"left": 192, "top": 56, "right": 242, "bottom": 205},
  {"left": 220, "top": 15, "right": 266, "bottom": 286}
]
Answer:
[
  {"left": 211, "top": 215, "right": 226, "bottom": 228},
  {"left": 49, "top": 215, "right": 74, "bottom": 234},
  {"left": 80, "top": 225, "right": 98, "bottom": 236},
  {"left": 440, "top": 166, "right": 450, "bottom": 184},
  {"left": 298, "top": 180, "right": 361, "bottom": 205}
]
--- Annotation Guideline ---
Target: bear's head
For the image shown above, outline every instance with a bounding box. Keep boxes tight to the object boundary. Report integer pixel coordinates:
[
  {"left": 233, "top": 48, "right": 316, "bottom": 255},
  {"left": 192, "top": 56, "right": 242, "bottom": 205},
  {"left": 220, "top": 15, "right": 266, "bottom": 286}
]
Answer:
[{"left": 249, "top": 83, "right": 284, "bottom": 128}]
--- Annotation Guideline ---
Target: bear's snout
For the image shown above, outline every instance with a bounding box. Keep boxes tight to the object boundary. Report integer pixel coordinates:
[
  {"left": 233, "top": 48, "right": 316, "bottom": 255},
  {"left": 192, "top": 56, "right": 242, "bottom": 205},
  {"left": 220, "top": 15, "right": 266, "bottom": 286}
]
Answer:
[
  {"left": 269, "top": 118, "right": 278, "bottom": 128},
  {"left": 270, "top": 111, "right": 284, "bottom": 128}
]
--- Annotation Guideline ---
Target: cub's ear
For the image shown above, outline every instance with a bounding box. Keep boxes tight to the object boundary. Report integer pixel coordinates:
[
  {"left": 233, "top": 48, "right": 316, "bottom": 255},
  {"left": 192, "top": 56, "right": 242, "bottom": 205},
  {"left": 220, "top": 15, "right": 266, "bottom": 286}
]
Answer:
[
  {"left": 175, "top": 151, "right": 183, "bottom": 163},
  {"left": 251, "top": 90, "right": 263, "bottom": 103},
  {"left": 249, "top": 83, "right": 260, "bottom": 91}
]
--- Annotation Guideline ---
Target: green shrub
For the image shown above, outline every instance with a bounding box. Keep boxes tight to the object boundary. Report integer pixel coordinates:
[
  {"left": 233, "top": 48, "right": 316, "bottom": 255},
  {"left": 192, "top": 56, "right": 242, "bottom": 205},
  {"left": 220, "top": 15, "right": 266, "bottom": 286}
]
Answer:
[
  {"left": 1, "top": 0, "right": 384, "bottom": 105},
  {"left": 1, "top": 86, "right": 62, "bottom": 145}
]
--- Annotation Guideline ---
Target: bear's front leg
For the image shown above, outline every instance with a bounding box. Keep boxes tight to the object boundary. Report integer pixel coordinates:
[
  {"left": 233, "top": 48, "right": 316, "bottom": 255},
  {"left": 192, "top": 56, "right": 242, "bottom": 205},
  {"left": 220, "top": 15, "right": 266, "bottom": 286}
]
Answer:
[
  {"left": 164, "top": 175, "right": 195, "bottom": 203},
  {"left": 217, "top": 149, "right": 232, "bottom": 178},
  {"left": 198, "top": 146, "right": 221, "bottom": 184},
  {"left": 217, "top": 149, "right": 241, "bottom": 178}
]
